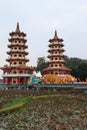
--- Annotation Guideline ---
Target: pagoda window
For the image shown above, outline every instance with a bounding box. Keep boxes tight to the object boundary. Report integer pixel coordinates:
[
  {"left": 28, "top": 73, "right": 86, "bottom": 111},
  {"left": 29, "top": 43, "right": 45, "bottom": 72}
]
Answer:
[
  {"left": 14, "top": 62, "right": 17, "bottom": 65},
  {"left": 19, "top": 55, "right": 22, "bottom": 57},
  {"left": 14, "top": 54, "right": 17, "bottom": 57},
  {"left": 51, "top": 65, "right": 53, "bottom": 67},
  {"left": 19, "top": 62, "right": 22, "bottom": 65},
  {"left": 55, "top": 64, "right": 57, "bottom": 67},
  {"left": 59, "top": 64, "right": 62, "bottom": 67},
  {"left": 55, "top": 72, "right": 58, "bottom": 75},
  {"left": 55, "top": 58, "right": 57, "bottom": 60},
  {"left": 15, "top": 41, "right": 17, "bottom": 43},
  {"left": 51, "top": 58, "right": 53, "bottom": 60},
  {"left": 59, "top": 51, "right": 60, "bottom": 54},
  {"left": 59, "top": 58, "right": 61, "bottom": 60},
  {"left": 15, "top": 47, "right": 17, "bottom": 50},
  {"left": 19, "top": 41, "right": 21, "bottom": 43},
  {"left": 13, "top": 71, "right": 16, "bottom": 74},
  {"left": 55, "top": 52, "right": 57, "bottom": 54},
  {"left": 20, "top": 70, "right": 23, "bottom": 73},
  {"left": 13, "top": 80, "right": 16, "bottom": 84},
  {"left": 19, "top": 47, "right": 21, "bottom": 50}
]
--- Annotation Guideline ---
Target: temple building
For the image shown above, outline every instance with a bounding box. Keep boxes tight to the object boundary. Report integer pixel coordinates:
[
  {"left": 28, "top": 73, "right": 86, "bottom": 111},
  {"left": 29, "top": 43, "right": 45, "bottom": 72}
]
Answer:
[
  {"left": 43, "top": 30, "right": 71, "bottom": 76},
  {"left": 0, "top": 23, "right": 34, "bottom": 85}
]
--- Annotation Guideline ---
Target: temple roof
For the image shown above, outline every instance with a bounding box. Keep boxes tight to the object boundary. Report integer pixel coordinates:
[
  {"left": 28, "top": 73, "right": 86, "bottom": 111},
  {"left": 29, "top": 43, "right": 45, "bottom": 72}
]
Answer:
[
  {"left": 49, "top": 30, "right": 63, "bottom": 43},
  {"left": 43, "top": 67, "right": 71, "bottom": 72},
  {"left": 9, "top": 23, "right": 26, "bottom": 36}
]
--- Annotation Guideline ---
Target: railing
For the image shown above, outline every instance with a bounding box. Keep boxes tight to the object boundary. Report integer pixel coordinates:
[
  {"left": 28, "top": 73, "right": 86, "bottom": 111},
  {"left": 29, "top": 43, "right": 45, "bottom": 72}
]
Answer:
[
  {"left": 0, "top": 83, "right": 87, "bottom": 90},
  {"left": 2, "top": 74, "right": 31, "bottom": 77}
]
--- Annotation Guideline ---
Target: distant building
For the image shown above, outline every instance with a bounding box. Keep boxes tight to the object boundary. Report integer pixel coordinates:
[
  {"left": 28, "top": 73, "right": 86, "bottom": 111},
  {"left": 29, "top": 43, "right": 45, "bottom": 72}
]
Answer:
[
  {"left": 43, "top": 30, "right": 71, "bottom": 76},
  {"left": 0, "top": 23, "right": 34, "bottom": 85}
]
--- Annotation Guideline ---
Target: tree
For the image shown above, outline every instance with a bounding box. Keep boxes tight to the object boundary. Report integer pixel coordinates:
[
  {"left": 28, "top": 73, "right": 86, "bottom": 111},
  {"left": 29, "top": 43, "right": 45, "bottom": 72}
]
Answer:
[
  {"left": 35, "top": 57, "right": 48, "bottom": 75},
  {"left": 65, "top": 56, "right": 87, "bottom": 81},
  {"left": 78, "top": 62, "right": 87, "bottom": 81}
]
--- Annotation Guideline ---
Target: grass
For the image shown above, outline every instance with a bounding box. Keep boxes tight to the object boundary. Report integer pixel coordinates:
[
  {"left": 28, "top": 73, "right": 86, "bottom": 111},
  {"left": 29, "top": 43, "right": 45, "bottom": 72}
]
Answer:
[
  {"left": 0, "top": 94, "right": 80, "bottom": 114},
  {"left": 0, "top": 94, "right": 61, "bottom": 113},
  {"left": 0, "top": 96, "right": 32, "bottom": 113}
]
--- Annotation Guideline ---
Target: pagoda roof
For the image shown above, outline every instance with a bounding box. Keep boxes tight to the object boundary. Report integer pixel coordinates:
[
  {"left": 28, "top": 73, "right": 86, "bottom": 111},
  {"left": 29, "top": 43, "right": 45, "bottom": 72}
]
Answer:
[
  {"left": 7, "top": 50, "right": 29, "bottom": 55},
  {"left": 49, "top": 30, "right": 63, "bottom": 43},
  {"left": 8, "top": 43, "right": 28, "bottom": 49},
  {"left": 8, "top": 38, "right": 27, "bottom": 43},
  {"left": 48, "top": 48, "right": 65, "bottom": 53},
  {"left": 6, "top": 58, "right": 29, "bottom": 62},
  {"left": 0, "top": 65, "right": 34, "bottom": 70},
  {"left": 48, "top": 43, "right": 64, "bottom": 47},
  {"left": 47, "top": 54, "right": 64, "bottom": 58},
  {"left": 48, "top": 60, "right": 65, "bottom": 64},
  {"left": 43, "top": 67, "right": 71, "bottom": 72},
  {"left": 9, "top": 23, "right": 26, "bottom": 36}
]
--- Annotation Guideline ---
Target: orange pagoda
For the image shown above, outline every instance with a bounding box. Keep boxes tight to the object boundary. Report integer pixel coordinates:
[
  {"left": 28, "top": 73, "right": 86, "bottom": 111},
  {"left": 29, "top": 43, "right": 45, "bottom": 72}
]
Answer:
[
  {"left": 1, "top": 23, "right": 34, "bottom": 85},
  {"left": 43, "top": 30, "right": 71, "bottom": 76}
]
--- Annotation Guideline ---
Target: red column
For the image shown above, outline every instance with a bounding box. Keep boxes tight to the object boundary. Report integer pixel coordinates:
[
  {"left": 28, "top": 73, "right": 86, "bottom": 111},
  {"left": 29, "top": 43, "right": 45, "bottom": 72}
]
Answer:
[
  {"left": 17, "top": 69, "right": 20, "bottom": 84},
  {"left": 17, "top": 77, "right": 20, "bottom": 84},
  {"left": 23, "top": 78, "right": 27, "bottom": 84}
]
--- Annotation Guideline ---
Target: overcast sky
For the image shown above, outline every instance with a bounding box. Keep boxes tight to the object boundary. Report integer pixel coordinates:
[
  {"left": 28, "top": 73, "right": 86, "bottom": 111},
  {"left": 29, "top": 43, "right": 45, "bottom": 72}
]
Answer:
[{"left": 0, "top": 0, "right": 87, "bottom": 70}]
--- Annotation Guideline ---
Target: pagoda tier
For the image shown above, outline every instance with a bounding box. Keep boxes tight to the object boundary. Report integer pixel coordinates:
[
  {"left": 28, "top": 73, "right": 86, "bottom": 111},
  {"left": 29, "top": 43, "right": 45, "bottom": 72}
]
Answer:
[
  {"left": 8, "top": 38, "right": 27, "bottom": 43},
  {"left": 43, "top": 30, "right": 71, "bottom": 76},
  {"left": 8, "top": 43, "right": 28, "bottom": 49},
  {"left": 9, "top": 23, "right": 26, "bottom": 37},
  {"left": 7, "top": 50, "right": 29, "bottom": 55},
  {"left": 1, "top": 23, "right": 34, "bottom": 85},
  {"left": 6, "top": 57, "right": 29, "bottom": 62}
]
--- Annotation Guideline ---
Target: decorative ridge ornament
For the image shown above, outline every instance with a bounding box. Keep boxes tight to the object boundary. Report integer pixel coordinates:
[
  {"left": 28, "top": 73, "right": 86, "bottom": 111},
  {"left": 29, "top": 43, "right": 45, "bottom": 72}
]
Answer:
[{"left": 15, "top": 22, "right": 20, "bottom": 33}]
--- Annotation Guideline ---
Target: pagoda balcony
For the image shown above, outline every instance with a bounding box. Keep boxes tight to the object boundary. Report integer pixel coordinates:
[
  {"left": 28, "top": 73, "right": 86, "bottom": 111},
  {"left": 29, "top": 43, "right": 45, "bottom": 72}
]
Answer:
[
  {"left": 48, "top": 48, "right": 65, "bottom": 52},
  {"left": 2, "top": 73, "right": 31, "bottom": 77},
  {"left": 6, "top": 57, "right": 29, "bottom": 62},
  {"left": 7, "top": 50, "right": 29, "bottom": 55},
  {"left": 8, "top": 43, "right": 28, "bottom": 49},
  {"left": 47, "top": 54, "right": 64, "bottom": 58},
  {"left": 48, "top": 60, "right": 65, "bottom": 63},
  {"left": 8, "top": 38, "right": 27, "bottom": 43},
  {"left": 11, "top": 36, "right": 24, "bottom": 39},
  {"left": 48, "top": 43, "right": 64, "bottom": 47}
]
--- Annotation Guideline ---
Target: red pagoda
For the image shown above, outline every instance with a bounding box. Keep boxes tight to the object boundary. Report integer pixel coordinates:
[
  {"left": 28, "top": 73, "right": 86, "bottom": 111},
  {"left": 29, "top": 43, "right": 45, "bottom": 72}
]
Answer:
[
  {"left": 43, "top": 30, "right": 71, "bottom": 76},
  {"left": 1, "top": 23, "right": 34, "bottom": 85}
]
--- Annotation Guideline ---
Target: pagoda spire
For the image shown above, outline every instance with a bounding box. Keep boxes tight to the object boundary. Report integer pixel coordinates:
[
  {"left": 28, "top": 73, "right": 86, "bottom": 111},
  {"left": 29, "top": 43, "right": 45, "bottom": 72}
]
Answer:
[
  {"left": 15, "top": 22, "right": 20, "bottom": 32},
  {"left": 54, "top": 30, "right": 58, "bottom": 39}
]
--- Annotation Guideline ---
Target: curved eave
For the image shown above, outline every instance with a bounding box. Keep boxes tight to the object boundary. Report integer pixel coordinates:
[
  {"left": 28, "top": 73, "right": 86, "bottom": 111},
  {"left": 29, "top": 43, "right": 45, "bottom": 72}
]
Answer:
[
  {"left": 48, "top": 49, "right": 65, "bottom": 53},
  {"left": 48, "top": 61, "right": 65, "bottom": 64},
  {"left": 8, "top": 44, "right": 28, "bottom": 49},
  {"left": 49, "top": 38, "right": 63, "bottom": 43},
  {"left": 8, "top": 38, "right": 27, "bottom": 43},
  {"left": 43, "top": 67, "right": 71, "bottom": 72},
  {"left": 48, "top": 43, "right": 64, "bottom": 47},
  {"left": 6, "top": 58, "right": 29, "bottom": 62},
  {"left": 0, "top": 66, "right": 34, "bottom": 70},
  {"left": 47, "top": 55, "right": 64, "bottom": 58},
  {"left": 7, "top": 51, "right": 29, "bottom": 55},
  {"left": 9, "top": 32, "right": 26, "bottom": 37}
]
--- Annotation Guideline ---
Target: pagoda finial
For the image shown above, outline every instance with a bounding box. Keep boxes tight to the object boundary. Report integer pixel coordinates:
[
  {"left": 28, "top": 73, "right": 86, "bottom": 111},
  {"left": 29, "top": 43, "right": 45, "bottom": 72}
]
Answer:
[
  {"left": 54, "top": 30, "right": 58, "bottom": 39},
  {"left": 16, "top": 22, "right": 20, "bottom": 32}
]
